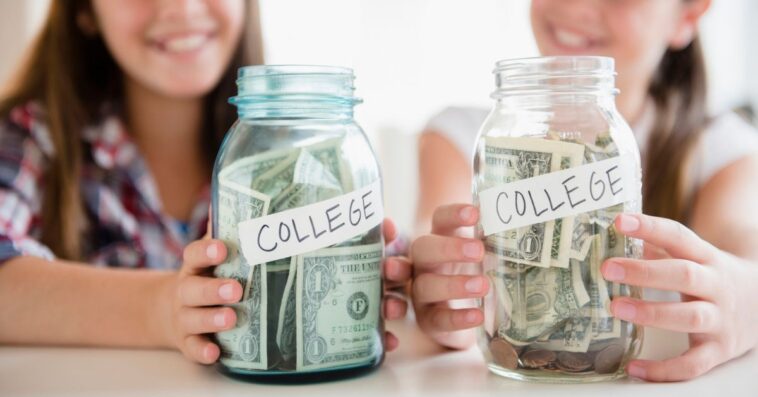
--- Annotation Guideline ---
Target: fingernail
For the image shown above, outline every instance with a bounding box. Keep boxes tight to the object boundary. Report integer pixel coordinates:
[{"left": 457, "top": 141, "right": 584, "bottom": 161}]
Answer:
[
  {"left": 603, "top": 261, "right": 626, "bottom": 281},
  {"left": 613, "top": 301, "right": 637, "bottom": 321},
  {"left": 386, "top": 259, "right": 398, "bottom": 278},
  {"left": 460, "top": 206, "right": 474, "bottom": 222},
  {"left": 463, "top": 242, "right": 482, "bottom": 259},
  {"left": 214, "top": 312, "right": 227, "bottom": 327},
  {"left": 617, "top": 214, "right": 640, "bottom": 233},
  {"left": 465, "top": 310, "right": 479, "bottom": 324},
  {"left": 218, "top": 283, "right": 235, "bottom": 300},
  {"left": 206, "top": 243, "right": 218, "bottom": 259},
  {"left": 627, "top": 363, "right": 646, "bottom": 379},
  {"left": 465, "top": 277, "right": 485, "bottom": 293}
]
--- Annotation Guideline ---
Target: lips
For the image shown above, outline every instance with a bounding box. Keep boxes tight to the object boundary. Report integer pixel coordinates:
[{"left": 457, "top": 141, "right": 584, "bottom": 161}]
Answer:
[
  {"left": 546, "top": 22, "right": 605, "bottom": 52},
  {"left": 554, "top": 28, "right": 592, "bottom": 49},
  {"left": 152, "top": 32, "right": 214, "bottom": 54}
]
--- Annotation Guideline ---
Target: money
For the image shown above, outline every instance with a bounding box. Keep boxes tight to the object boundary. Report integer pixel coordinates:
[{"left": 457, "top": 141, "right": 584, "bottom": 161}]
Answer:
[
  {"left": 296, "top": 244, "right": 383, "bottom": 371},
  {"left": 214, "top": 180, "right": 271, "bottom": 286},
  {"left": 556, "top": 351, "right": 592, "bottom": 372},
  {"left": 594, "top": 344, "right": 625, "bottom": 374},
  {"left": 482, "top": 132, "right": 637, "bottom": 375},
  {"left": 490, "top": 338, "right": 519, "bottom": 369},
  {"left": 521, "top": 349, "right": 556, "bottom": 369},
  {"left": 275, "top": 257, "right": 298, "bottom": 368},
  {"left": 483, "top": 137, "right": 584, "bottom": 268},
  {"left": 218, "top": 262, "right": 268, "bottom": 370},
  {"left": 214, "top": 134, "right": 383, "bottom": 372}
]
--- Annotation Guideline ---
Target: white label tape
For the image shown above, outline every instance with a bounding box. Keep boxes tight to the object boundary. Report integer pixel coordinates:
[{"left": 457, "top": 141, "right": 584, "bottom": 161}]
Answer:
[
  {"left": 479, "top": 154, "right": 637, "bottom": 236},
  {"left": 239, "top": 180, "right": 384, "bottom": 264}
]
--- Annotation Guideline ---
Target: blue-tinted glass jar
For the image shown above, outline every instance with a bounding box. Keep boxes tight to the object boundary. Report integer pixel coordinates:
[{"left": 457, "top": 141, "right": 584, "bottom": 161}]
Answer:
[{"left": 211, "top": 65, "right": 385, "bottom": 382}]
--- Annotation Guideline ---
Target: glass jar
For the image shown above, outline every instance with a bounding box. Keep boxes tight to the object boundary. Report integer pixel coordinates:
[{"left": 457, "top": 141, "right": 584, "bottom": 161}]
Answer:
[
  {"left": 211, "top": 65, "right": 385, "bottom": 382},
  {"left": 473, "top": 56, "right": 643, "bottom": 383}
]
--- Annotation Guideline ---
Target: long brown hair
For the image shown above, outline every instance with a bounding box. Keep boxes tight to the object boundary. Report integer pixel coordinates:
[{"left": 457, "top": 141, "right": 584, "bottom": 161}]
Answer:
[
  {"left": 643, "top": 37, "right": 708, "bottom": 223},
  {"left": 0, "top": 0, "right": 264, "bottom": 260}
]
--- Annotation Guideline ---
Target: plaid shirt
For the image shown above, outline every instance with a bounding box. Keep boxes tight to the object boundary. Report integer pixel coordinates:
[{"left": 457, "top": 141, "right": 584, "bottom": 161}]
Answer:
[{"left": 0, "top": 103, "right": 210, "bottom": 269}]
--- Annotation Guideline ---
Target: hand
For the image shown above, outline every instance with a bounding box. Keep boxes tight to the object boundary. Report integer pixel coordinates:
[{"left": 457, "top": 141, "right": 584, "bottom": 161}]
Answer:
[
  {"left": 162, "top": 239, "right": 241, "bottom": 364},
  {"left": 382, "top": 218, "right": 411, "bottom": 351},
  {"left": 601, "top": 213, "right": 758, "bottom": 381},
  {"left": 162, "top": 218, "right": 409, "bottom": 364},
  {"left": 408, "top": 204, "right": 488, "bottom": 349}
]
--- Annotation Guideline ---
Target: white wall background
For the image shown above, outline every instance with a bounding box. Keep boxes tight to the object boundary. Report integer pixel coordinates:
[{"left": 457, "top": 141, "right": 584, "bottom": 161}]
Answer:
[{"left": 0, "top": 0, "right": 756, "bottom": 233}]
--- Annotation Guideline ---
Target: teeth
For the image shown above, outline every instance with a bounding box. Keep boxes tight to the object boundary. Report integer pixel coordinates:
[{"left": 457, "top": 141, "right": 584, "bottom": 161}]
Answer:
[
  {"left": 554, "top": 28, "right": 590, "bottom": 48},
  {"left": 163, "top": 34, "right": 207, "bottom": 53}
]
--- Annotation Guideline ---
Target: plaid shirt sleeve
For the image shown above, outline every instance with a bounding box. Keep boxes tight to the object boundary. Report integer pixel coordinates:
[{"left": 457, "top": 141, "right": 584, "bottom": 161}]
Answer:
[{"left": 0, "top": 105, "right": 55, "bottom": 264}]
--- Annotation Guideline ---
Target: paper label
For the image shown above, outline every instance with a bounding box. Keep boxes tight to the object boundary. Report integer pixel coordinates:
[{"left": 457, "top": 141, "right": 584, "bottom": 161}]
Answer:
[
  {"left": 239, "top": 180, "right": 383, "bottom": 264},
  {"left": 479, "top": 154, "right": 637, "bottom": 236}
]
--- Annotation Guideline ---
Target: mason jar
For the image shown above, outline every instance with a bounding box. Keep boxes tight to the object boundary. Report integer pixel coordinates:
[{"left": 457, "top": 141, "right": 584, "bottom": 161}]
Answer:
[
  {"left": 211, "top": 65, "right": 385, "bottom": 382},
  {"left": 473, "top": 56, "right": 643, "bottom": 383}
]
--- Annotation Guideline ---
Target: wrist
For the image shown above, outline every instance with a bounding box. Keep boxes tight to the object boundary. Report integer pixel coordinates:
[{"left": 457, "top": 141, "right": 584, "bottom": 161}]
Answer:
[{"left": 149, "top": 271, "right": 179, "bottom": 349}]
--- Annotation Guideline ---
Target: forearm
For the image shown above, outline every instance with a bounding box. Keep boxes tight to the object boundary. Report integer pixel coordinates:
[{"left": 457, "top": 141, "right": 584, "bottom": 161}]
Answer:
[{"left": 0, "top": 256, "right": 175, "bottom": 349}]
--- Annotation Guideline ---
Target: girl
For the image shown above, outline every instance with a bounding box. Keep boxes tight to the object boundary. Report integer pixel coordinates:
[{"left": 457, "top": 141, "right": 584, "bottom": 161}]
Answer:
[
  {"left": 410, "top": 0, "right": 758, "bottom": 382},
  {"left": 0, "top": 0, "right": 407, "bottom": 364}
]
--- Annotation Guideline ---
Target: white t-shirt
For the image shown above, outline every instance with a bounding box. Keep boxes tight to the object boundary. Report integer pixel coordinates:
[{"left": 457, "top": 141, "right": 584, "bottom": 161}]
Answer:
[{"left": 426, "top": 105, "right": 758, "bottom": 204}]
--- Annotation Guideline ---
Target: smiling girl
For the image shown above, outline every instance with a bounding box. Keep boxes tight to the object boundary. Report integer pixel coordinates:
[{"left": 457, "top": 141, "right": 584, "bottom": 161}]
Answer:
[
  {"left": 410, "top": 0, "right": 758, "bottom": 382},
  {"left": 0, "top": 0, "right": 406, "bottom": 363}
]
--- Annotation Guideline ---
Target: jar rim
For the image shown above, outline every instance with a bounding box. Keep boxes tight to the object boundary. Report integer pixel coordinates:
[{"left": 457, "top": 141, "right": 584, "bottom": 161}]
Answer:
[
  {"left": 232, "top": 64, "right": 361, "bottom": 108},
  {"left": 237, "top": 64, "right": 354, "bottom": 78},
  {"left": 492, "top": 56, "right": 619, "bottom": 99},
  {"left": 494, "top": 56, "right": 616, "bottom": 76}
]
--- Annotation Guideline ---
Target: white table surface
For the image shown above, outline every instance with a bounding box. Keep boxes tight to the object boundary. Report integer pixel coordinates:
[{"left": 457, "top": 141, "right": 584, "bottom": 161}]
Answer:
[{"left": 2, "top": 318, "right": 756, "bottom": 397}]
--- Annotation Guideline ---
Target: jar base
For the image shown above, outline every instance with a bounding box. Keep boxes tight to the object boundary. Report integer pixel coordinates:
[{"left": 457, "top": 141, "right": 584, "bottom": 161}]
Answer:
[
  {"left": 216, "top": 357, "right": 383, "bottom": 384},
  {"left": 487, "top": 363, "right": 627, "bottom": 384}
]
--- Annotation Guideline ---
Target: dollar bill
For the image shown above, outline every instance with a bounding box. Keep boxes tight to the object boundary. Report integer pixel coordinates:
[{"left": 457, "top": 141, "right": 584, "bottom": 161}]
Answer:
[
  {"left": 214, "top": 180, "right": 271, "bottom": 295},
  {"left": 219, "top": 147, "right": 299, "bottom": 189},
  {"left": 276, "top": 256, "right": 298, "bottom": 367},
  {"left": 483, "top": 136, "right": 584, "bottom": 268},
  {"left": 218, "top": 262, "right": 268, "bottom": 370},
  {"left": 498, "top": 263, "right": 590, "bottom": 345},
  {"left": 296, "top": 244, "right": 383, "bottom": 371}
]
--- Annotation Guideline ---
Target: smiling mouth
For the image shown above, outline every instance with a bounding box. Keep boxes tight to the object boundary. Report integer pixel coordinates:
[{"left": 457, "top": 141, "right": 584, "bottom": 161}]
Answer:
[
  {"left": 550, "top": 25, "right": 602, "bottom": 50},
  {"left": 153, "top": 32, "right": 214, "bottom": 54}
]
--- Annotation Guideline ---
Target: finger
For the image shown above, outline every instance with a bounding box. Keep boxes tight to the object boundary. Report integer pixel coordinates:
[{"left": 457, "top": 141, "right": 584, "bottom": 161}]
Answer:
[
  {"left": 627, "top": 342, "right": 722, "bottom": 382},
  {"left": 204, "top": 206, "right": 212, "bottom": 239},
  {"left": 610, "top": 298, "right": 720, "bottom": 334},
  {"left": 383, "top": 218, "right": 397, "bottom": 243},
  {"left": 417, "top": 306, "right": 484, "bottom": 333},
  {"left": 385, "top": 331, "right": 399, "bottom": 352},
  {"left": 178, "top": 307, "right": 237, "bottom": 335},
  {"left": 178, "top": 276, "right": 243, "bottom": 307},
  {"left": 182, "top": 240, "right": 227, "bottom": 275},
  {"left": 615, "top": 214, "right": 715, "bottom": 264},
  {"left": 431, "top": 204, "right": 478, "bottom": 236},
  {"left": 183, "top": 335, "right": 220, "bottom": 365},
  {"left": 411, "top": 235, "right": 483, "bottom": 266},
  {"left": 384, "top": 256, "right": 412, "bottom": 284},
  {"left": 383, "top": 296, "right": 408, "bottom": 320},
  {"left": 601, "top": 258, "right": 716, "bottom": 299},
  {"left": 412, "top": 273, "right": 488, "bottom": 304},
  {"left": 642, "top": 242, "right": 670, "bottom": 260}
]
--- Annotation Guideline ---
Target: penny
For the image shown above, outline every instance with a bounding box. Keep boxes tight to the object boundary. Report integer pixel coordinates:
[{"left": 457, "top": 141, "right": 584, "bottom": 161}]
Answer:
[
  {"left": 520, "top": 349, "right": 556, "bottom": 369},
  {"left": 490, "top": 338, "right": 519, "bottom": 369},
  {"left": 594, "top": 344, "right": 625, "bottom": 374},
  {"left": 556, "top": 351, "right": 592, "bottom": 372}
]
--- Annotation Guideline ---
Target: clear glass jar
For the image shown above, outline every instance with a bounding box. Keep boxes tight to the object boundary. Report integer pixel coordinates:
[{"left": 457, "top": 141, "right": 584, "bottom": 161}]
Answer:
[
  {"left": 473, "top": 57, "right": 643, "bottom": 383},
  {"left": 211, "top": 65, "right": 385, "bottom": 382}
]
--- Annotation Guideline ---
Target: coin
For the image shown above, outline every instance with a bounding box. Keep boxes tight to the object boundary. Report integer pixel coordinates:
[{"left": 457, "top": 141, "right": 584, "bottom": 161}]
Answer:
[
  {"left": 556, "top": 351, "right": 592, "bottom": 372},
  {"left": 520, "top": 349, "right": 556, "bottom": 369},
  {"left": 594, "top": 344, "right": 624, "bottom": 374},
  {"left": 490, "top": 338, "right": 519, "bottom": 369}
]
